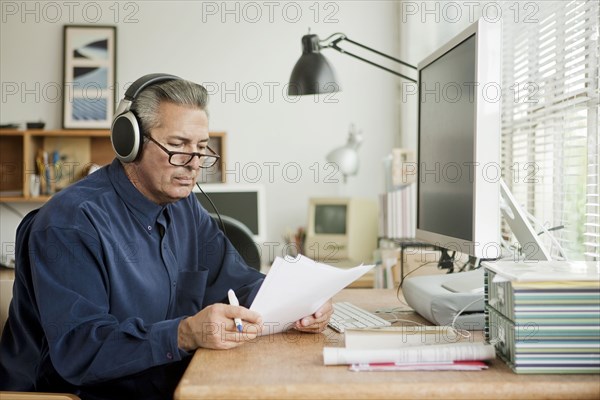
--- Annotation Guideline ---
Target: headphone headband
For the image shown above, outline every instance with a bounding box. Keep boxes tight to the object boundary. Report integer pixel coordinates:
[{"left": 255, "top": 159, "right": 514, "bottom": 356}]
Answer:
[
  {"left": 111, "top": 73, "right": 182, "bottom": 163},
  {"left": 123, "top": 73, "right": 182, "bottom": 101}
]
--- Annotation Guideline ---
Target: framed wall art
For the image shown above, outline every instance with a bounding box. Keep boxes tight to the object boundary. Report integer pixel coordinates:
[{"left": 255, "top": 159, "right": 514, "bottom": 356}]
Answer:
[
  {"left": 62, "top": 25, "right": 116, "bottom": 129},
  {"left": 198, "top": 132, "right": 227, "bottom": 183}
]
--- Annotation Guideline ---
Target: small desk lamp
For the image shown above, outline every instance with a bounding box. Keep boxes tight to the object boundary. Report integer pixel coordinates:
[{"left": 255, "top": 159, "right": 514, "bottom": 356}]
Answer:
[
  {"left": 326, "top": 125, "right": 363, "bottom": 183},
  {"left": 288, "top": 32, "right": 417, "bottom": 95}
]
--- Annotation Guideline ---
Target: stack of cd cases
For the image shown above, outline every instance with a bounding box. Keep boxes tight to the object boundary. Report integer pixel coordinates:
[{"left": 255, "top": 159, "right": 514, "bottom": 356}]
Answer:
[{"left": 483, "top": 261, "right": 599, "bottom": 374}]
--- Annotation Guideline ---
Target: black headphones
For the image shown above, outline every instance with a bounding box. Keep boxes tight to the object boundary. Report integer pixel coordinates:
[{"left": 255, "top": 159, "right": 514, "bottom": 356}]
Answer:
[{"left": 111, "top": 73, "right": 182, "bottom": 162}]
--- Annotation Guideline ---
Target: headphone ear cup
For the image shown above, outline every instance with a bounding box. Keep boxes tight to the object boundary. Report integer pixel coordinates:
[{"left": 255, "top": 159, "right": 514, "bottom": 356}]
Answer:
[
  {"left": 111, "top": 111, "right": 142, "bottom": 163},
  {"left": 111, "top": 73, "right": 181, "bottom": 162}
]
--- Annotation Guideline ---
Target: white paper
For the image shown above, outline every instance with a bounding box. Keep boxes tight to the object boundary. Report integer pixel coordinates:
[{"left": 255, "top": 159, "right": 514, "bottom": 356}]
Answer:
[
  {"left": 323, "top": 342, "right": 496, "bottom": 365},
  {"left": 484, "top": 261, "right": 600, "bottom": 282},
  {"left": 250, "top": 255, "right": 375, "bottom": 335}
]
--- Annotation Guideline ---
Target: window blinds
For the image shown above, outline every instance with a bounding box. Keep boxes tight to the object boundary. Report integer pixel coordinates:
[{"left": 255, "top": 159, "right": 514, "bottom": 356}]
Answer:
[{"left": 501, "top": 0, "right": 599, "bottom": 260}]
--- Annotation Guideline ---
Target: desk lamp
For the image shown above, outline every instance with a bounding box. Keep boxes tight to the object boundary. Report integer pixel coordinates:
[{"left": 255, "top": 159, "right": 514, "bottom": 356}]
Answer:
[
  {"left": 326, "top": 125, "right": 363, "bottom": 183},
  {"left": 288, "top": 32, "right": 417, "bottom": 95}
]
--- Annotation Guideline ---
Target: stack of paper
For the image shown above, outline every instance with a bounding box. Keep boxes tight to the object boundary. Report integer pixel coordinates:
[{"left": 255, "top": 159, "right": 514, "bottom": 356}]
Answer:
[
  {"left": 323, "top": 341, "right": 495, "bottom": 371},
  {"left": 323, "top": 325, "right": 494, "bottom": 371},
  {"left": 250, "top": 255, "right": 374, "bottom": 335},
  {"left": 349, "top": 360, "right": 489, "bottom": 372},
  {"left": 344, "top": 326, "right": 459, "bottom": 349},
  {"left": 484, "top": 261, "right": 600, "bottom": 374}
]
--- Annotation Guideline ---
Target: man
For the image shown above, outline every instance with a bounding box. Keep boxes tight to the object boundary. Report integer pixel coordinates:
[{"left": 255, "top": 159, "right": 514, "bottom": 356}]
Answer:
[{"left": 0, "top": 75, "right": 333, "bottom": 399}]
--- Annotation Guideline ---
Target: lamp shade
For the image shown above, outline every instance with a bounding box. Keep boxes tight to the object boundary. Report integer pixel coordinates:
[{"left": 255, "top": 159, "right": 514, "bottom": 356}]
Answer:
[
  {"left": 288, "top": 34, "right": 340, "bottom": 96},
  {"left": 326, "top": 147, "right": 359, "bottom": 177},
  {"left": 326, "top": 125, "right": 363, "bottom": 182}
]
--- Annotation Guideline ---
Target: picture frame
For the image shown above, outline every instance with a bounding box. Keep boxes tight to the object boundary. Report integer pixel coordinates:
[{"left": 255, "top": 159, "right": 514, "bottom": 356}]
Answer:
[
  {"left": 62, "top": 25, "right": 116, "bottom": 129},
  {"left": 198, "top": 132, "right": 227, "bottom": 183}
]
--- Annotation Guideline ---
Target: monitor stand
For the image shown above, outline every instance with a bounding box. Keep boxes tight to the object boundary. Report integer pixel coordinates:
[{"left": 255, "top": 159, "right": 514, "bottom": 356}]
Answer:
[{"left": 437, "top": 249, "right": 455, "bottom": 271}]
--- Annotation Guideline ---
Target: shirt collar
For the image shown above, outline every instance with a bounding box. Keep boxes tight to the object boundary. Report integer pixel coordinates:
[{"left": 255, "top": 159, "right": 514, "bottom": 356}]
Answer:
[{"left": 107, "top": 158, "right": 168, "bottom": 229}]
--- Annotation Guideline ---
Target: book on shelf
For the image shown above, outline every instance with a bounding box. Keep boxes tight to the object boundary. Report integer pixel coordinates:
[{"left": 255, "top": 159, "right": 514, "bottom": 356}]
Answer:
[
  {"left": 373, "top": 248, "right": 400, "bottom": 289},
  {"left": 378, "top": 184, "right": 415, "bottom": 239}
]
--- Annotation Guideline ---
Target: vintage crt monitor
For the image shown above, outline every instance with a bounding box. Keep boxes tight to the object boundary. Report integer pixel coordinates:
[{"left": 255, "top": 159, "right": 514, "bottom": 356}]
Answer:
[
  {"left": 193, "top": 183, "right": 266, "bottom": 243},
  {"left": 305, "top": 197, "right": 378, "bottom": 264}
]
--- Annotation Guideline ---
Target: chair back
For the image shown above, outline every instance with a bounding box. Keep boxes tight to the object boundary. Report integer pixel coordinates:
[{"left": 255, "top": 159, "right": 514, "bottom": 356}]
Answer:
[
  {"left": 211, "top": 214, "right": 261, "bottom": 271},
  {"left": 1, "top": 277, "right": 14, "bottom": 334}
]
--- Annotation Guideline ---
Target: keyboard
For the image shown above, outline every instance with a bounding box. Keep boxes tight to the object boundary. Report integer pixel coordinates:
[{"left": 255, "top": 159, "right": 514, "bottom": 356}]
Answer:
[{"left": 328, "top": 302, "right": 392, "bottom": 333}]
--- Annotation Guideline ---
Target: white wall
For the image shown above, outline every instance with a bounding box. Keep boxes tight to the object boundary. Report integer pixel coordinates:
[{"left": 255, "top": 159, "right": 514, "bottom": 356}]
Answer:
[
  {"left": 0, "top": 1, "right": 402, "bottom": 264},
  {"left": 397, "top": 0, "right": 495, "bottom": 152}
]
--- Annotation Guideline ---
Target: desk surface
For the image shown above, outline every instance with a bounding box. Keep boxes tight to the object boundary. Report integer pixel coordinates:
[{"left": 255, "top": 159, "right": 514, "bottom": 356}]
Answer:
[{"left": 174, "top": 289, "right": 600, "bottom": 400}]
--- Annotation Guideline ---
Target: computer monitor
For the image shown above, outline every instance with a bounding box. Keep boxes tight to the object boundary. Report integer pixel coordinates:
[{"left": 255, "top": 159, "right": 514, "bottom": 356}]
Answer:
[
  {"left": 416, "top": 19, "right": 502, "bottom": 261},
  {"left": 193, "top": 183, "right": 267, "bottom": 243},
  {"left": 305, "top": 197, "right": 378, "bottom": 264}
]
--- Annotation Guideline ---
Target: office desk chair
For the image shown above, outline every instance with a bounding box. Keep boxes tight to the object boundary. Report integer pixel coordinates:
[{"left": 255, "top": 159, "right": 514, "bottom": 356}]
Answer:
[
  {"left": 210, "top": 214, "right": 261, "bottom": 271},
  {"left": 1, "top": 276, "right": 13, "bottom": 334}
]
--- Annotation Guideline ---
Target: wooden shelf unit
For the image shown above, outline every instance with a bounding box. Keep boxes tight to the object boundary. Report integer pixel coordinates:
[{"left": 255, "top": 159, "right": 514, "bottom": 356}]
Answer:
[
  {"left": 0, "top": 129, "right": 113, "bottom": 202},
  {"left": 1, "top": 130, "right": 228, "bottom": 202}
]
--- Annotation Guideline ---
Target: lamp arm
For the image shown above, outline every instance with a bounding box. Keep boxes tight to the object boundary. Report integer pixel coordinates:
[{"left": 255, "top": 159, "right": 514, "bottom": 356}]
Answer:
[{"left": 320, "top": 34, "right": 417, "bottom": 83}]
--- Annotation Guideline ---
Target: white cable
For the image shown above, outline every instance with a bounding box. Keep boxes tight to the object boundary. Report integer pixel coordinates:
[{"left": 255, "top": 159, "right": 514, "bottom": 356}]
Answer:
[
  {"left": 385, "top": 318, "right": 428, "bottom": 326},
  {"left": 450, "top": 296, "right": 483, "bottom": 339}
]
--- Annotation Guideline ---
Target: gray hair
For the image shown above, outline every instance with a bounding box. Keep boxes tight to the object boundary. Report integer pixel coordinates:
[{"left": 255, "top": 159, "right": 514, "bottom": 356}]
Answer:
[{"left": 130, "top": 79, "right": 209, "bottom": 135}]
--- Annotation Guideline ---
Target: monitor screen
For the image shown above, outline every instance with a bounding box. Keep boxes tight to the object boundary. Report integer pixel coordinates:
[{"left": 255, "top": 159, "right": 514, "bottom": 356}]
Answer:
[
  {"left": 314, "top": 205, "right": 347, "bottom": 235},
  {"left": 418, "top": 36, "right": 475, "bottom": 242},
  {"left": 416, "top": 19, "right": 501, "bottom": 259},
  {"left": 195, "top": 191, "right": 259, "bottom": 235},
  {"left": 192, "top": 183, "right": 266, "bottom": 243}
]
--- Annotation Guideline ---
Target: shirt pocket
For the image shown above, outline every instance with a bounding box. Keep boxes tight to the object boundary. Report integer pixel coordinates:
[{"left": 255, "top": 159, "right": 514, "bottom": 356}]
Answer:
[{"left": 176, "top": 269, "right": 208, "bottom": 315}]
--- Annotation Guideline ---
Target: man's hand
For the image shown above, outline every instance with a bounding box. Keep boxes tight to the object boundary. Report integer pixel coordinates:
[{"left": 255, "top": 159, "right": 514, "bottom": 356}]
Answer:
[
  {"left": 294, "top": 299, "right": 333, "bottom": 333},
  {"left": 178, "top": 304, "right": 263, "bottom": 351}
]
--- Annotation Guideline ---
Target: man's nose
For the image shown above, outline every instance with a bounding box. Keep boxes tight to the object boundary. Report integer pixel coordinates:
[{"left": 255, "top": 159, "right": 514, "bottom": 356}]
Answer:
[{"left": 186, "top": 154, "right": 202, "bottom": 170}]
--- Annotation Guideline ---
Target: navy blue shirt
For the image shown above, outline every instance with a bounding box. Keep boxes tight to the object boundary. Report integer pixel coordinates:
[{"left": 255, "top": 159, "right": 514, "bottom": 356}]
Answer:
[{"left": 0, "top": 159, "right": 264, "bottom": 399}]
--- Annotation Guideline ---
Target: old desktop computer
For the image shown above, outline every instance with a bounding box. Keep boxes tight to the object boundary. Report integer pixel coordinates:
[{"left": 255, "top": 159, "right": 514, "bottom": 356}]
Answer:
[
  {"left": 305, "top": 197, "right": 378, "bottom": 267},
  {"left": 193, "top": 183, "right": 267, "bottom": 244}
]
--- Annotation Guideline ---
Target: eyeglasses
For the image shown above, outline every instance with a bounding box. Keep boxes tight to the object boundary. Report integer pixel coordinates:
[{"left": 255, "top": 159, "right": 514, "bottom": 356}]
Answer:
[{"left": 145, "top": 135, "right": 220, "bottom": 168}]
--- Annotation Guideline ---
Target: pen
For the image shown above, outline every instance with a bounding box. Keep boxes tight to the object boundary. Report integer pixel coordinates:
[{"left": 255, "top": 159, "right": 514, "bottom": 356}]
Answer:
[{"left": 227, "top": 289, "right": 243, "bottom": 333}]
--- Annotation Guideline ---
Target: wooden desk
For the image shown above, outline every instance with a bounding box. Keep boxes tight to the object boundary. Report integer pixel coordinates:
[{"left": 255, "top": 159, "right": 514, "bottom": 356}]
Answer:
[
  {"left": 175, "top": 289, "right": 600, "bottom": 400},
  {"left": 0, "top": 266, "right": 16, "bottom": 280}
]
